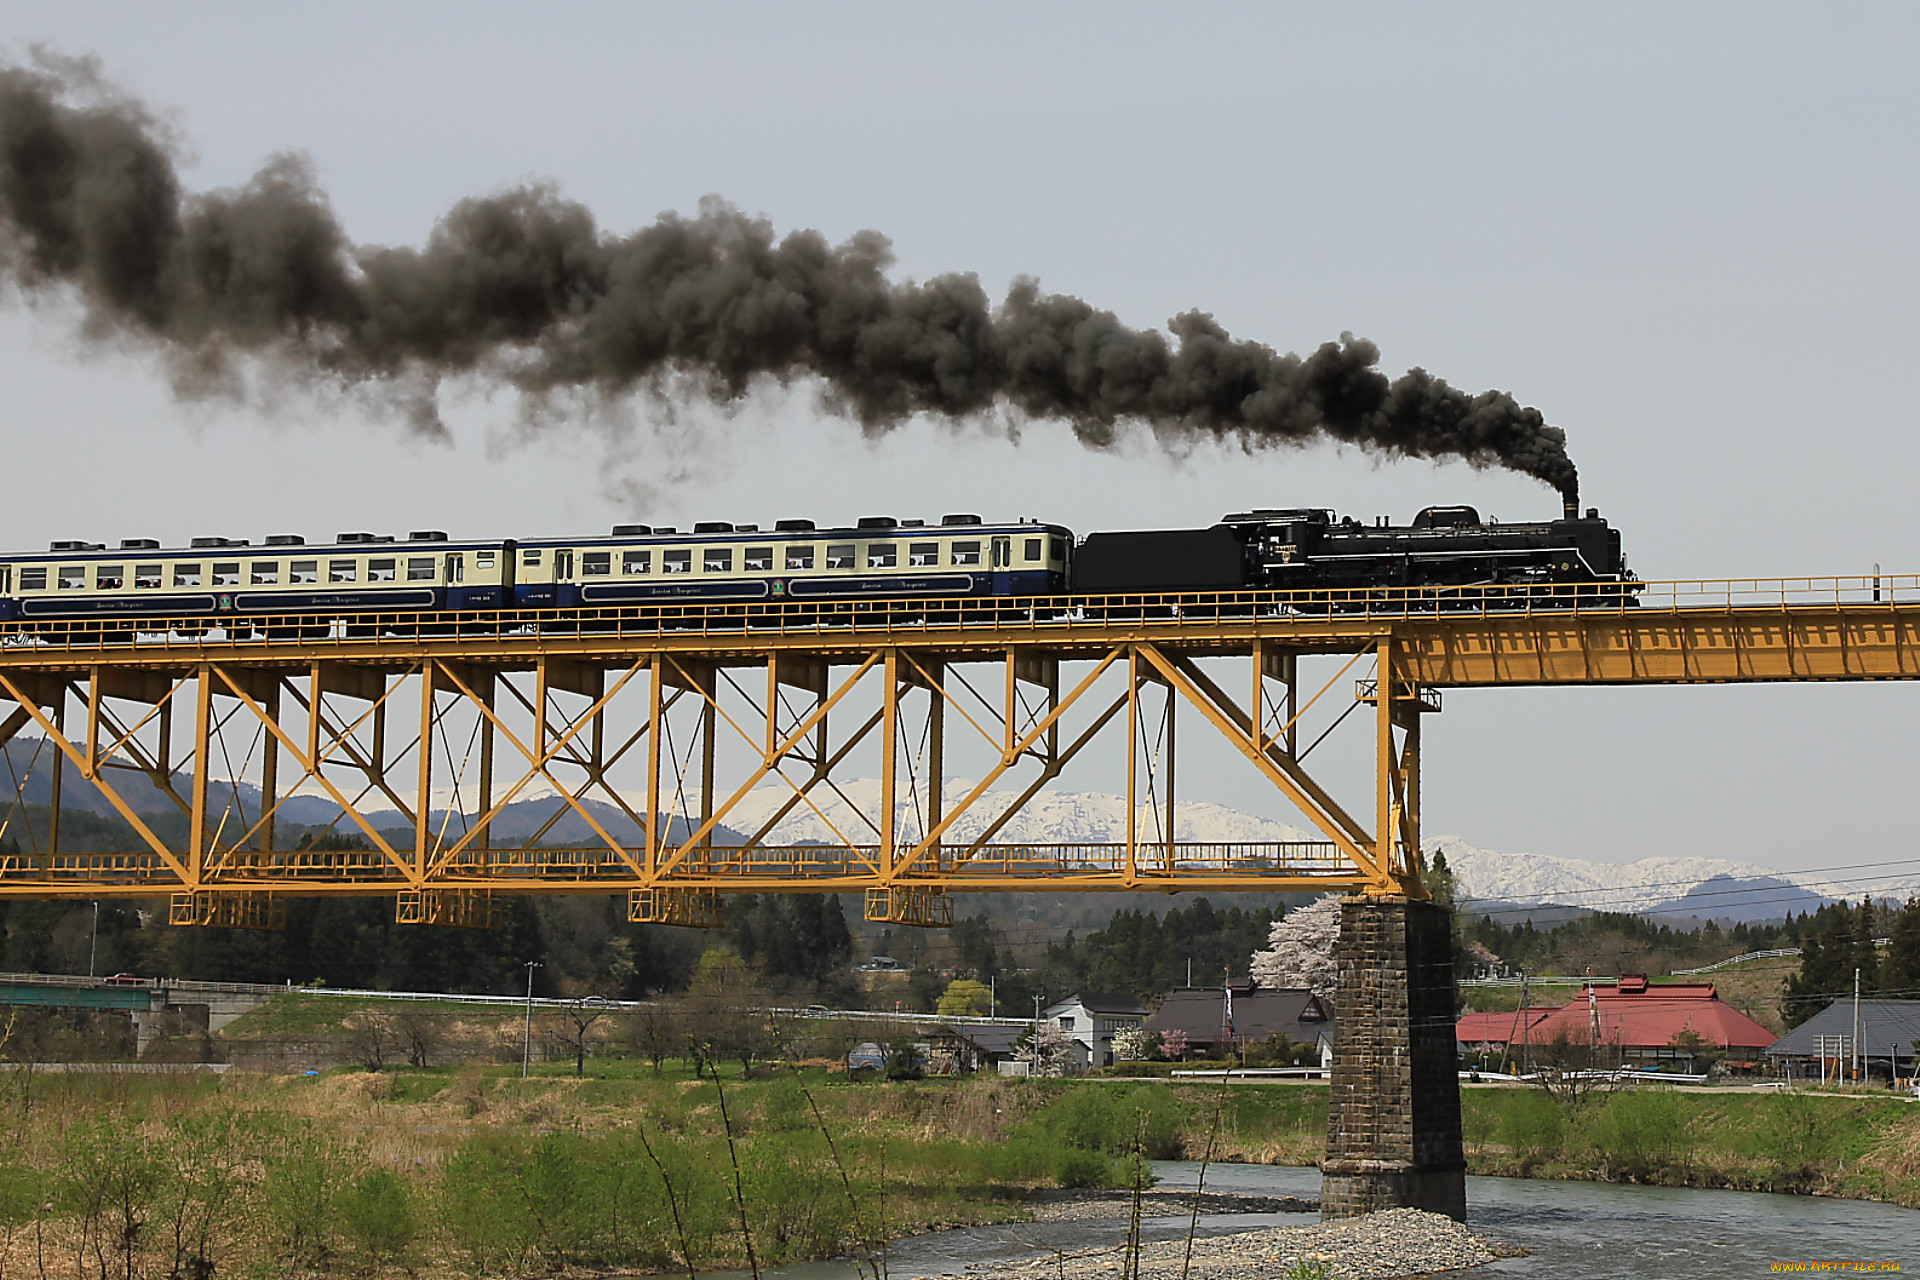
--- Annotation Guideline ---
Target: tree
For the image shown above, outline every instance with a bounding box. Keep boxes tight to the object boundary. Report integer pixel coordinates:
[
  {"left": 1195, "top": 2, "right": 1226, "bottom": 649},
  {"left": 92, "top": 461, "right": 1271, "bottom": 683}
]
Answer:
[
  {"left": 1783, "top": 900, "right": 1861, "bottom": 1028},
  {"left": 1019, "top": 1022, "right": 1074, "bottom": 1077},
  {"left": 1884, "top": 898, "right": 1920, "bottom": 993},
  {"left": 1249, "top": 895, "right": 1344, "bottom": 997},
  {"left": 623, "top": 1002, "right": 684, "bottom": 1075},
  {"left": 1111, "top": 1027, "right": 1157, "bottom": 1061},
  {"left": 936, "top": 979, "right": 992, "bottom": 1017},
  {"left": 1158, "top": 1028, "right": 1189, "bottom": 1061},
  {"left": 553, "top": 997, "right": 613, "bottom": 1076}
]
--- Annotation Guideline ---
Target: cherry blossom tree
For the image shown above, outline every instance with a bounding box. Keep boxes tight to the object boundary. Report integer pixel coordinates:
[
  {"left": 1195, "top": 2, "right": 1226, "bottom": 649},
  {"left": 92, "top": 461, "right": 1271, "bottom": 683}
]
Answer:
[{"left": 1249, "top": 894, "right": 1344, "bottom": 997}]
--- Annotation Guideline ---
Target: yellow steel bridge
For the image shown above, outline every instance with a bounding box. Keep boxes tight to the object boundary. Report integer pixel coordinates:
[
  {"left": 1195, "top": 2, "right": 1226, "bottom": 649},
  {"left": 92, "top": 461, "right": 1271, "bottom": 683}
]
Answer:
[{"left": 0, "top": 575, "right": 1912, "bottom": 928}]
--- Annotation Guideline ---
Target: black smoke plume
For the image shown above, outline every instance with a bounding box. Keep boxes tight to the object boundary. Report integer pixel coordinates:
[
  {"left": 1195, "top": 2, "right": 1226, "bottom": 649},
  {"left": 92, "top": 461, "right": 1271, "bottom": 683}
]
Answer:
[{"left": 0, "top": 53, "right": 1577, "bottom": 500}]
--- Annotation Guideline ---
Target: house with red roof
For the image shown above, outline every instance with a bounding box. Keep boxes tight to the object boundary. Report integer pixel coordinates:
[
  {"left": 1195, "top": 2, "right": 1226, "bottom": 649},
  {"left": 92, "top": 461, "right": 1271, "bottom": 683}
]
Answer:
[
  {"left": 1525, "top": 976, "right": 1777, "bottom": 1071},
  {"left": 1456, "top": 1007, "right": 1558, "bottom": 1055}
]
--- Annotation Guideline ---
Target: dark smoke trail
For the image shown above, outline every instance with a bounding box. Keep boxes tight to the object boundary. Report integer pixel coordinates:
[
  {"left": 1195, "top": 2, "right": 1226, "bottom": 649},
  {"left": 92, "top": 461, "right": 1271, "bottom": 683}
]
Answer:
[{"left": 0, "top": 52, "right": 1577, "bottom": 499}]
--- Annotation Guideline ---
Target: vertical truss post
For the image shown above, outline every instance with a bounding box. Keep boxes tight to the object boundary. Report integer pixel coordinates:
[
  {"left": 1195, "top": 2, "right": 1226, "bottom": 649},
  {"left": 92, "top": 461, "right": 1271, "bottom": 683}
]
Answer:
[
  {"left": 1125, "top": 647, "right": 1138, "bottom": 884},
  {"left": 260, "top": 678, "right": 279, "bottom": 856},
  {"left": 191, "top": 666, "right": 212, "bottom": 890},
  {"left": 474, "top": 669, "right": 494, "bottom": 867},
  {"left": 926, "top": 659, "right": 944, "bottom": 869},
  {"left": 881, "top": 648, "right": 900, "bottom": 880},
  {"left": 1164, "top": 681, "right": 1177, "bottom": 874},
  {"left": 698, "top": 664, "right": 716, "bottom": 877},
  {"left": 647, "top": 656, "right": 663, "bottom": 878},
  {"left": 48, "top": 693, "right": 64, "bottom": 858},
  {"left": 415, "top": 662, "right": 434, "bottom": 879},
  {"left": 1375, "top": 639, "right": 1395, "bottom": 894}
]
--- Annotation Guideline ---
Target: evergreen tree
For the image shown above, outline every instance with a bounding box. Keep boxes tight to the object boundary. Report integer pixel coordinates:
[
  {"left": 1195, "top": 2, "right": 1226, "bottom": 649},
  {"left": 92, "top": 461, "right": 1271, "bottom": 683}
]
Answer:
[{"left": 1883, "top": 898, "right": 1920, "bottom": 994}]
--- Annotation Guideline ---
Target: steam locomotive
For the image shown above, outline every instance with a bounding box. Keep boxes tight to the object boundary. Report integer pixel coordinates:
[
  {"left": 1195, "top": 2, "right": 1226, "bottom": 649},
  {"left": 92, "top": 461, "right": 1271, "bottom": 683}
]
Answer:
[{"left": 0, "top": 501, "right": 1633, "bottom": 629}]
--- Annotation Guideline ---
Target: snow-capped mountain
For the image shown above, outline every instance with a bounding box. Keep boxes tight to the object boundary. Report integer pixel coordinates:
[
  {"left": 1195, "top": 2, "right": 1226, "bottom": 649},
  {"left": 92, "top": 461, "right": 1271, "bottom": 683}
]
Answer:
[
  {"left": 714, "top": 778, "right": 1888, "bottom": 917},
  {"left": 719, "top": 777, "right": 1320, "bottom": 847}
]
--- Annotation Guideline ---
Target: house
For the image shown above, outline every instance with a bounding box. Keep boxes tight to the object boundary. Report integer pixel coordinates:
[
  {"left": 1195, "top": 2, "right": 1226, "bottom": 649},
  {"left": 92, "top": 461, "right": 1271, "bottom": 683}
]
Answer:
[
  {"left": 1765, "top": 999, "right": 1920, "bottom": 1082},
  {"left": 926, "top": 1023, "right": 1027, "bottom": 1075},
  {"left": 1526, "top": 977, "right": 1776, "bottom": 1070},
  {"left": 1040, "top": 991, "right": 1147, "bottom": 1069},
  {"left": 1144, "top": 983, "right": 1336, "bottom": 1068},
  {"left": 1456, "top": 1008, "right": 1557, "bottom": 1056}
]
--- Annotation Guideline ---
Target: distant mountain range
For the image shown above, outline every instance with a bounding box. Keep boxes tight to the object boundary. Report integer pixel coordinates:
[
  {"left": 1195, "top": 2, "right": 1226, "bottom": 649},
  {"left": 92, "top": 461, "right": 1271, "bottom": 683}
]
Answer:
[{"left": 0, "top": 735, "right": 1880, "bottom": 921}]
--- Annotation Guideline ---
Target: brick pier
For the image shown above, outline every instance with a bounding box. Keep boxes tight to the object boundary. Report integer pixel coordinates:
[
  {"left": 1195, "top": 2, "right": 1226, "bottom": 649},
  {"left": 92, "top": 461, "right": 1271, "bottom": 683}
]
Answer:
[{"left": 1321, "top": 894, "right": 1466, "bottom": 1221}]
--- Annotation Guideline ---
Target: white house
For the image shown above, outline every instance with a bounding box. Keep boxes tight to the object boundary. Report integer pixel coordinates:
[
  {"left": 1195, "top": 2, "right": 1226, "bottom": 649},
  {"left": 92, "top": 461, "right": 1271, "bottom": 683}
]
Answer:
[{"left": 1040, "top": 990, "right": 1147, "bottom": 1069}]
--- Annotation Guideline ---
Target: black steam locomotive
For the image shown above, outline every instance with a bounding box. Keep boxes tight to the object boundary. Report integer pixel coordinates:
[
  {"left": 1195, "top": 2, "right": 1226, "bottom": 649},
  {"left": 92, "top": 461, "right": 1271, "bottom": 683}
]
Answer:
[{"left": 1073, "top": 500, "right": 1635, "bottom": 604}]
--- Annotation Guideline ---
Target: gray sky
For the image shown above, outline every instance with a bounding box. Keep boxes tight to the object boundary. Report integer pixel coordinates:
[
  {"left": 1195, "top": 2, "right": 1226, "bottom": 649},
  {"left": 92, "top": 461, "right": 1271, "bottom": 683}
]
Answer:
[{"left": 3, "top": 4, "right": 1918, "bottom": 887}]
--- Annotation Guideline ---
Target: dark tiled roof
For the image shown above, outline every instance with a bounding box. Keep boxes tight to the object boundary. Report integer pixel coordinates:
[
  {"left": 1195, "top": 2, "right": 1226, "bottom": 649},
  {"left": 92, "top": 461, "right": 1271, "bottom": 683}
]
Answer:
[
  {"left": 938, "top": 1024, "right": 1026, "bottom": 1056},
  {"left": 1144, "top": 986, "right": 1334, "bottom": 1045},
  {"left": 1767, "top": 999, "right": 1920, "bottom": 1058},
  {"left": 1065, "top": 990, "right": 1148, "bottom": 1016}
]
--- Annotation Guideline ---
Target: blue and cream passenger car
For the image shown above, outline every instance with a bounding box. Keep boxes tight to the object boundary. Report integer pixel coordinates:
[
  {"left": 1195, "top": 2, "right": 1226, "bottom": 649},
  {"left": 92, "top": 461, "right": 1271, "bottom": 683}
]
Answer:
[
  {"left": 512, "top": 515, "right": 1072, "bottom": 609},
  {"left": 0, "top": 532, "right": 514, "bottom": 626}
]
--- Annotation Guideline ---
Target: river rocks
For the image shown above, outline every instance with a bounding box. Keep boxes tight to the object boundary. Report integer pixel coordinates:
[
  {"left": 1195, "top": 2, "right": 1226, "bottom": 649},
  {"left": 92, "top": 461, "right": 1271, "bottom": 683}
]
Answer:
[
  {"left": 980, "top": 1206, "right": 1520, "bottom": 1279},
  {"left": 1026, "top": 1189, "right": 1317, "bottom": 1222}
]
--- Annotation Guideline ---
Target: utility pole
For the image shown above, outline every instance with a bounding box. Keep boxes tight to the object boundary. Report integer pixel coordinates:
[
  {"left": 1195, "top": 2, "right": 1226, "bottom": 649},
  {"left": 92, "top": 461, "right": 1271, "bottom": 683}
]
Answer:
[
  {"left": 989, "top": 975, "right": 996, "bottom": 1018},
  {"left": 1854, "top": 968, "right": 1862, "bottom": 1085},
  {"left": 88, "top": 901, "right": 99, "bottom": 978},
  {"left": 522, "top": 961, "right": 542, "bottom": 1078}
]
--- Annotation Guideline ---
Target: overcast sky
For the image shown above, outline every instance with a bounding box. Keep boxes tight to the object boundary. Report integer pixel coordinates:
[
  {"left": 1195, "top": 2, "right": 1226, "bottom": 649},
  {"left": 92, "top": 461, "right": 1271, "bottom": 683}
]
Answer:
[{"left": 2, "top": 4, "right": 1917, "bottom": 889}]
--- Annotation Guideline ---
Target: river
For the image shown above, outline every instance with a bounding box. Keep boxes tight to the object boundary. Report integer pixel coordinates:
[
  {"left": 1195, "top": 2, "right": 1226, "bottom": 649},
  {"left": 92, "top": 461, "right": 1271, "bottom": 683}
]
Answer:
[{"left": 711, "top": 1162, "right": 1920, "bottom": 1278}]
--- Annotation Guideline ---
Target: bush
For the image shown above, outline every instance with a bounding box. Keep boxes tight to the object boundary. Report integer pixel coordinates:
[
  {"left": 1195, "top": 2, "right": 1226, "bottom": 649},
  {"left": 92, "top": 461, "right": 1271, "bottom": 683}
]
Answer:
[
  {"left": 1499, "top": 1090, "right": 1566, "bottom": 1161},
  {"left": 1587, "top": 1088, "right": 1690, "bottom": 1178},
  {"left": 1754, "top": 1090, "right": 1829, "bottom": 1189},
  {"left": 339, "top": 1168, "right": 415, "bottom": 1264}
]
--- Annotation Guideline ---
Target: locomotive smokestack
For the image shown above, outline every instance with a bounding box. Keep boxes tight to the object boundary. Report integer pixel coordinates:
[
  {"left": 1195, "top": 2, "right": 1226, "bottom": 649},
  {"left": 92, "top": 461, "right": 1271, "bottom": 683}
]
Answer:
[
  {"left": 0, "top": 52, "right": 1582, "bottom": 495},
  {"left": 1563, "top": 494, "right": 1579, "bottom": 520}
]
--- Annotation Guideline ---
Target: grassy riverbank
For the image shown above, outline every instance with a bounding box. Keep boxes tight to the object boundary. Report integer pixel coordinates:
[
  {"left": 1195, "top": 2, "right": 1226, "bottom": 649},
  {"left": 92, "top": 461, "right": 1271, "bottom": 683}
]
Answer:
[
  {"left": 0, "top": 1065, "right": 1194, "bottom": 1278},
  {"left": 0, "top": 1067, "right": 1910, "bottom": 1278}
]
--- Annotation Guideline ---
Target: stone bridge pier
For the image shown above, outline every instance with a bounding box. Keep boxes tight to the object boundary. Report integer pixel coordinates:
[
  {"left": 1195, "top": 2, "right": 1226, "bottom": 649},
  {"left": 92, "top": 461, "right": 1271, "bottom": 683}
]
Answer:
[{"left": 1321, "top": 894, "right": 1466, "bottom": 1222}]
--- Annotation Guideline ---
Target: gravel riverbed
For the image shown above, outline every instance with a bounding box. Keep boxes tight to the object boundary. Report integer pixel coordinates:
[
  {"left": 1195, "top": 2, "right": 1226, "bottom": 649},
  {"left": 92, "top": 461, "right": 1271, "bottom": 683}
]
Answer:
[{"left": 976, "top": 1206, "right": 1522, "bottom": 1279}]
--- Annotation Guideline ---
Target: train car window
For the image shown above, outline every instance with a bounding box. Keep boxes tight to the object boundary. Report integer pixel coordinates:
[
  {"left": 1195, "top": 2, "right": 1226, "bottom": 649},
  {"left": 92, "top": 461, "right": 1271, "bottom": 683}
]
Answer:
[
  {"left": 951, "top": 541, "right": 981, "bottom": 566},
  {"left": 662, "top": 549, "right": 691, "bottom": 575},
  {"left": 0, "top": 567, "right": 10, "bottom": 593},
  {"left": 1024, "top": 538, "right": 1042, "bottom": 562},
  {"left": 826, "top": 544, "right": 856, "bottom": 569},
  {"left": 407, "top": 557, "right": 435, "bottom": 582},
  {"left": 703, "top": 548, "right": 733, "bottom": 573},
  {"left": 368, "top": 559, "right": 396, "bottom": 583},
  {"left": 446, "top": 555, "right": 464, "bottom": 583},
  {"left": 251, "top": 562, "right": 280, "bottom": 585},
  {"left": 290, "top": 560, "right": 318, "bottom": 585},
  {"left": 582, "top": 552, "right": 611, "bottom": 576},
  {"left": 743, "top": 546, "right": 773, "bottom": 572},
  {"left": 173, "top": 564, "right": 201, "bottom": 588},
  {"left": 1050, "top": 537, "right": 1066, "bottom": 563},
  {"left": 58, "top": 565, "right": 86, "bottom": 590},
  {"left": 329, "top": 559, "right": 357, "bottom": 584},
  {"left": 19, "top": 568, "right": 45, "bottom": 592},
  {"left": 554, "top": 551, "right": 573, "bottom": 580},
  {"left": 785, "top": 545, "right": 814, "bottom": 570},
  {"left": 96, "top": 565, "right": 124, "bottom": 590},
  {"left": 522, "top": 549, "right": 543, "bottom": 566},
  {"left": 134, "top": 565, "right": 161, "bottom": 589},
  {"left": 475, "top": 551, "right": 496, "bottom": 570},
  {"left": 867, "top": 543, "right": 897, "bottom": 569},
  {"left": 212, "top": 563, "right": 241, "bottom": 587},
  {"left": 622, "top": 550, "right": 651, "bottom": 575},
  {"left": 908, "top": 542, "right": 938, "bottom": 567}
]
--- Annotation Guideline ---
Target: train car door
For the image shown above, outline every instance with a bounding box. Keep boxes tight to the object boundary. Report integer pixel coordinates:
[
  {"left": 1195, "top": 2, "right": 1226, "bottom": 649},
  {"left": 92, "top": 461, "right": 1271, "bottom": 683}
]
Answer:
[
  {"left": 445, "top": 553, "right": 463, "bottom": 607},
  {"left": 990, "top": 536, "right": 1013, "bottom": 594},
  {"left": 553, "top": 549, "right": 575, "bottom": 607}
]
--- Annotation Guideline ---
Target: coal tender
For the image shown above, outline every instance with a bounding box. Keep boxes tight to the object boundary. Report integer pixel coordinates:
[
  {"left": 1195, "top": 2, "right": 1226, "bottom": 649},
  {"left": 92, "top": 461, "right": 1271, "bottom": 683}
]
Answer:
[{"left": 1071, "top": 501, "right": 1636, "bottom": 602}]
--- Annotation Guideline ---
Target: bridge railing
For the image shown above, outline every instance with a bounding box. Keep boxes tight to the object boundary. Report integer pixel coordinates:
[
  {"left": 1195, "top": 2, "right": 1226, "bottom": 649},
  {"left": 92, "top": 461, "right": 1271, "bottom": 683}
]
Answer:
[
  {"left": 0, "top": 574, "right": 1913, "bottom": 655},
  {"left": 0, "top": 840, "right": 1355, "bottom": 888}
]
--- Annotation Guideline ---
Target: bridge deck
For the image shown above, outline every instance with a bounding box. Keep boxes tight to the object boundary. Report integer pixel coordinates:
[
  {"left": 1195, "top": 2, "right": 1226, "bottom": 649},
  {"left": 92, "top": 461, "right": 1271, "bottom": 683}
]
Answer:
[{"left": 0, "top": 574, "right": 1908, "bottom": 913}]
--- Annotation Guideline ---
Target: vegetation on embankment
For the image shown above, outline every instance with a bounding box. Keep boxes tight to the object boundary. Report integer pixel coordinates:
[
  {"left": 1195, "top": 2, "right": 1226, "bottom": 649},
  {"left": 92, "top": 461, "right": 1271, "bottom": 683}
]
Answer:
[
  {"left": 1146, "top": 1078, "right": 1920, "bottom": 1208},
  {"left": 0, "top": 1064, "right": 1192, "bottom": 1278}
]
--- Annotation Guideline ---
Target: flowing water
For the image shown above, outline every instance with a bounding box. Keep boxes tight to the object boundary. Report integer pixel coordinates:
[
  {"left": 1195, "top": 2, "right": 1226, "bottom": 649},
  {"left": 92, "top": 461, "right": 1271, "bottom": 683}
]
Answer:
[{"left": 706, "top": 1162, "right": 1920, "bottom": 1279}]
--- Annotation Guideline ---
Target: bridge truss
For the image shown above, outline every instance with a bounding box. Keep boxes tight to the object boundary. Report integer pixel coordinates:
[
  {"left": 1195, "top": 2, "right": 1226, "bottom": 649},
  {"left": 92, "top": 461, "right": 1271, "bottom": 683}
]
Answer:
[{"left": 0, "top": 575, "right": 1913, "bottom": 928}]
